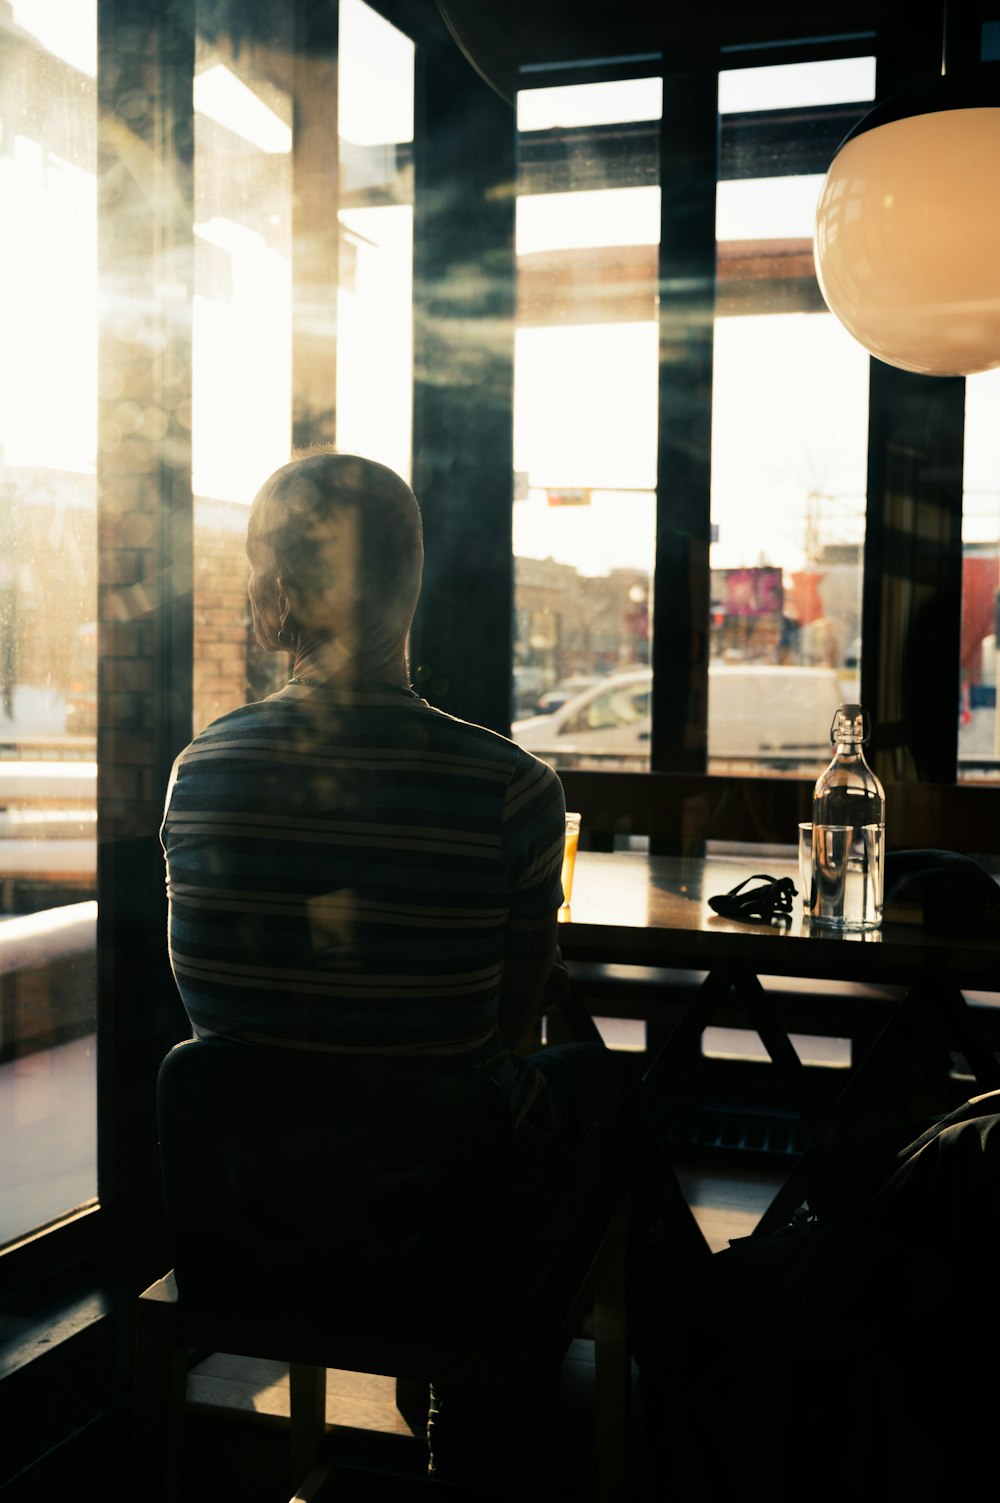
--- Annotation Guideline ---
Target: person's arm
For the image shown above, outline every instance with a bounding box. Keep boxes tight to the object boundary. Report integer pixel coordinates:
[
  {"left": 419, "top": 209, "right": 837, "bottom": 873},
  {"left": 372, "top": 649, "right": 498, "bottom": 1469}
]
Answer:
[
  {"left": 498, "top": 911, "right": 561, "bottom": 1051},
  {"left": 499, "top": 750, "right": 567, "bottom": 1047}
]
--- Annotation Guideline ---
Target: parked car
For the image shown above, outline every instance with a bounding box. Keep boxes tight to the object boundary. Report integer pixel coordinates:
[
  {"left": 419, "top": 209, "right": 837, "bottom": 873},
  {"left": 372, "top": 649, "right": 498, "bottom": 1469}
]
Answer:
[
  {"left": 512, "top": 664, "right": 845, "bottom": 770},
  {"left": 533, "top": 675, "right": 602, "bottom": 716}
]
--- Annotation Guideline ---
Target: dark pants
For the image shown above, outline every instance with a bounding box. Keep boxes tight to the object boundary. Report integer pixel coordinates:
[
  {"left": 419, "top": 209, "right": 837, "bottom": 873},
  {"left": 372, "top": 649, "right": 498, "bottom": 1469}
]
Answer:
[{"left": 427, "top": 1041, "right": 709, "bottom": 1484}]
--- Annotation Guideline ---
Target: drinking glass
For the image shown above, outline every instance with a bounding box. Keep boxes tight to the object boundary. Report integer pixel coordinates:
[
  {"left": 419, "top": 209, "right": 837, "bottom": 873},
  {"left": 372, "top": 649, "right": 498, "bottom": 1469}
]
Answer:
[
  {"left": 798, "top": 822, "right": 813, "bottom": 911},
  {"left": 810, "top": 822, "right": 884, "bottom": 930},
  {"left": 560, "top": 812, "right": 581, "bottom": 910}
]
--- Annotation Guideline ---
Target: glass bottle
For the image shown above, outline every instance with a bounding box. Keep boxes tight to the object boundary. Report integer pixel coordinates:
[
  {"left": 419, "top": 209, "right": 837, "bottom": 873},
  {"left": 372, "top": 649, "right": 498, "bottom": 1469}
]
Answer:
[{"left": 810, "top": 703, "right": 885, "bottom": 930}]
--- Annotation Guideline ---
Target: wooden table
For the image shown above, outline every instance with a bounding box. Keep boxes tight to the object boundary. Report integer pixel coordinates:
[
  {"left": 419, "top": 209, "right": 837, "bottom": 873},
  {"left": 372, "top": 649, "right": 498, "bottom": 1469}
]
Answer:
[
  {"left": 556, "top": 851, "right": 1000, "bottom": 1232},
  {"left": 558, "top": 850, "right": 1000, "bottom": 989}
]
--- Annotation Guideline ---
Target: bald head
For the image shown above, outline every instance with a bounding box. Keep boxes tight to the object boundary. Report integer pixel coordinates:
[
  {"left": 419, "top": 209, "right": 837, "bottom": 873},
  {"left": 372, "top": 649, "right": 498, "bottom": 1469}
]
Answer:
[{"left": 246, "top": 452, "right": 423, "bottom": 660}]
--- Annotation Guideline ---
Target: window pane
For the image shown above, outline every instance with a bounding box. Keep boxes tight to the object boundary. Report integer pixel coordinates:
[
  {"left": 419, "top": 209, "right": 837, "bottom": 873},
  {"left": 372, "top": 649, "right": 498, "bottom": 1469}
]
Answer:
[
  {"left": 0, "top": 3, "right": 98, "bottom": 1248},
  {"left": 716, "top": 175, "right": 826, "bottom": 241},
  {"left": 338, "top": 0, "right": 414, "bottom": 146},
  {"left": 516, "top": 186, "right": 660, "bottom": 253},
  {"left": 191, "top": 30, "right": 294, "bottom": 734},
  {"left": 518, "top": 77, "right": 663, "bottom": 132},
  {"left": 709, "top": 61, "right": 873, "bottom": 778},
  {"left": 336, "top": 204, "right": 413, "bottom": 484},
  {"left": 190, "top": 2, "right": 415, "bottom": 736},
  {"left": 960, "top": 367, "right": 1000, "bottom": 783},
  {"left": 512, "top": 81, "right": 658, "bottom": 761},
  {"left": 515, "top": 324, "right": 658, "bottom": 491},
  {"left": 718, "top": 56, "right": 876, "bottom": 114}
]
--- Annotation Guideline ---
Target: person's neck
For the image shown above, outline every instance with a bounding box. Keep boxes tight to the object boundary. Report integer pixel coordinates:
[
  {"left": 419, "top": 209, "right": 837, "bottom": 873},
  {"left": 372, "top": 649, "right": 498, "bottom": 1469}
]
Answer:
[{"left": 290, "top": 638, "right": 409, "bottom": 690}]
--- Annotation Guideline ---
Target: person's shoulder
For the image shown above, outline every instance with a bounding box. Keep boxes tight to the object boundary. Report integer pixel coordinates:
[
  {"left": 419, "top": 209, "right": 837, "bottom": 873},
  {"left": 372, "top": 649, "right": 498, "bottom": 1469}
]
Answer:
[
  {"left": 203, "top": 689, "right": 297, "bottom": 733},
  {"left": 174, "top": 692, "right": 299, "bottom": 762},
  {"left": 420, "top": 702, "right": 559, "bottom": 781}
]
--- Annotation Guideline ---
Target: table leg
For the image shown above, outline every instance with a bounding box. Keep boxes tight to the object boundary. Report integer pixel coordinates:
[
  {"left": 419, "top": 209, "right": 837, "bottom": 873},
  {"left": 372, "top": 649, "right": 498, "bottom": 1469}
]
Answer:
[
  {"left": 753, "top": 979, "right": 1000, "bottom": 1236},
  {"left": 641, "top": 965, "right": 821, "bottom": 1130}
]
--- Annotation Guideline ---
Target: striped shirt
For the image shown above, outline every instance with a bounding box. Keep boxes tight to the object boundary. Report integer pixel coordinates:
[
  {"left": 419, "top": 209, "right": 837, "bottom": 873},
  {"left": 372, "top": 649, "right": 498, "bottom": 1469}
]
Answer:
[{"left": 160, "top": 681, "right": 566, "bottom": 1077}]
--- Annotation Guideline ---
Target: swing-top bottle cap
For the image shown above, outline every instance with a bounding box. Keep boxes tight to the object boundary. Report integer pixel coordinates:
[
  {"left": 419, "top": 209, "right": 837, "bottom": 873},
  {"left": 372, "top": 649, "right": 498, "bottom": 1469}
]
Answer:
[{"left": 830, "top": 703, "right": 868, "bottom": 745}]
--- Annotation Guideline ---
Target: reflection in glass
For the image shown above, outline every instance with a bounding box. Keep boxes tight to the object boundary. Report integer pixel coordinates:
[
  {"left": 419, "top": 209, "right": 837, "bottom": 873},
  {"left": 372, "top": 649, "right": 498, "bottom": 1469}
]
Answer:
[{"left": 0, "top": 4, "right": 98, "bottom": 1248}]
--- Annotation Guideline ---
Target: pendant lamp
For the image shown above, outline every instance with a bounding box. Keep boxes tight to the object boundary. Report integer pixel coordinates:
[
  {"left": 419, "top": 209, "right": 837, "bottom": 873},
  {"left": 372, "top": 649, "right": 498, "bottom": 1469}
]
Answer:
[{"left": 814, "top": 63, "right": 1000, "bottom": 376}]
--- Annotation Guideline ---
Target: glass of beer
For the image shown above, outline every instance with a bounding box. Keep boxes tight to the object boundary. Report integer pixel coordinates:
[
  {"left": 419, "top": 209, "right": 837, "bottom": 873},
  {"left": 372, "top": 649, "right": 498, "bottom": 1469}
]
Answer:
[{"left": 560, "top": 812, "right": 581, "bottom": 911}]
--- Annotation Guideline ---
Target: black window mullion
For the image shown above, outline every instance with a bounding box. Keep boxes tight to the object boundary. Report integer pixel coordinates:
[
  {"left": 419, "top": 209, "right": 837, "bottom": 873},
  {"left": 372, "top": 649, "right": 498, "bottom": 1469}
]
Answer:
[
  {"left": 517, "top": 56, "right": 665, "bottom": 91},
  {"left": 718, "top": 30, "right": 877, "bottom": 69},
  {"left": 518, "top": 120, "right": 659, "bottom": 196},
  {"left": 96, "top": 0, "right": 194, "bottom": 1230},
  {"left": 410, "top": 43, "right": 516, "bottom": 736},
  {"left": 720, "top": 100, "right": 876, "bottom": 180},
  {"left": 652, "top": 65, "right": 718, "bottom": 779},
  {"left": 291, "top": 0, "right": 340, "bottom": 451},
  {"left": 862, "top": 35, "right": 966, "bottom": 788},
  {"left": 863, "top": 365, "right": 965, "bottom": 786}
]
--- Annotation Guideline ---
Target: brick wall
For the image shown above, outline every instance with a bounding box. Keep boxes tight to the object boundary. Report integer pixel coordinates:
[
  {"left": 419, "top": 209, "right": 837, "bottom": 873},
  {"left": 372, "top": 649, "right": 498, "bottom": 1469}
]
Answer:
[
  {"left": 193, "top": 496, "right": 287, "bottom": 736},
  {"left": 193, "top": 498, "right": 252, "bottom": 735}
]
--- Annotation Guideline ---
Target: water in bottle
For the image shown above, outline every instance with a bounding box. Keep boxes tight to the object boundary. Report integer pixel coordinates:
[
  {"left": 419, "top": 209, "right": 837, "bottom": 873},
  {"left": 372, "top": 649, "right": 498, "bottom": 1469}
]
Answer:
[{"left": 810, "top": 703, "right": 885, "bottom": 930}]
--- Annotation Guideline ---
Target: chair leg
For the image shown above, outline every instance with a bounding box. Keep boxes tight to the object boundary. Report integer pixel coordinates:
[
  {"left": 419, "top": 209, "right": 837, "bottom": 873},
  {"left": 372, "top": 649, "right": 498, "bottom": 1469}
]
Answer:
[
  {"left": 289, "top": 1363, "right": 327, "bottom": 1484},
  {"left": 132, "top": 1290, "right": 189, "bottom": 1503},
  {"left": 592, "top": 1205, "right": 631, "bottom": 1503}
]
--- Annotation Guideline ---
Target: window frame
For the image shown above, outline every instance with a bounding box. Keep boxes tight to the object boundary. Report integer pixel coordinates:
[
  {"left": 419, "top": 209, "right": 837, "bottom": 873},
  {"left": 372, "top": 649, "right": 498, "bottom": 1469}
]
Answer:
[{"left": 510, "top": 22, "right": 992, "bottom": 816}]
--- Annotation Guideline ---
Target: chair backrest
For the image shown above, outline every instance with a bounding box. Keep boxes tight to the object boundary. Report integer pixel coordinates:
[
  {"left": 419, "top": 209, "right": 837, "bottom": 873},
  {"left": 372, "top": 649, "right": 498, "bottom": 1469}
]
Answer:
[{"left": 156, "top": 1038, "right": 519, "bottom": 1342}]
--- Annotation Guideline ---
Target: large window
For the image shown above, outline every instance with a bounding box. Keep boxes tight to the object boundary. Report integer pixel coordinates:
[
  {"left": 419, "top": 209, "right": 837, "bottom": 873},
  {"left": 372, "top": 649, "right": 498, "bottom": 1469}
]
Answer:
[
  {"left": 509, "top": 58, "right": 885, "bottom": 778},
  {"left": 0, "top": 2, "right": 98, "bottom": 1248},
  {"left": 0, "top": 0, "right": 423, "bottom": 1288},
  {"left": 1, "top": 0, "right": 997, "bottom": 1294}
]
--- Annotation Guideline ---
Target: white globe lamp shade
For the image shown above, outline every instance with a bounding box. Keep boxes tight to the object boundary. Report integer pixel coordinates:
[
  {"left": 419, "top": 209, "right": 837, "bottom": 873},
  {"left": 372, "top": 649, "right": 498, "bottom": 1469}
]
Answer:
[{"left": 814, "top": 68, "right": 1000, "bottom": 376}]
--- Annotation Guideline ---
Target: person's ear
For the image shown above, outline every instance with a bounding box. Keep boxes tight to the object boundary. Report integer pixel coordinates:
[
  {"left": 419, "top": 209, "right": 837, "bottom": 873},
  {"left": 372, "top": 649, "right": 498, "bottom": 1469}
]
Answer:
[
  {"left": 276, "top": 576, "right": 303, "bottom": 641},
  {"left": 270, "top": 574, "right": 302, "bottom": 646}
]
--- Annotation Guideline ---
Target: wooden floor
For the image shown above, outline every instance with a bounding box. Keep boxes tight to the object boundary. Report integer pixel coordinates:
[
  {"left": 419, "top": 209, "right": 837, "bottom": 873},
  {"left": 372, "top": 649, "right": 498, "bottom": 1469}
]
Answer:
[
  {"left": 173, "top": 1160, "right": 785, "bottom": 1502},
  {"left": 676, "top": 1160, "right": 787, "bottom": 1253}
]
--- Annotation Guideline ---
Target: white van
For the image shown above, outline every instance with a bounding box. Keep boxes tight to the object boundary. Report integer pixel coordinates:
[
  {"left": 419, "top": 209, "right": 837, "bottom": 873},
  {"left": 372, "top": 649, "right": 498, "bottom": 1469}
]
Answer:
[{"left": 512, "top": 664, "right": 844, "bottom": 770}]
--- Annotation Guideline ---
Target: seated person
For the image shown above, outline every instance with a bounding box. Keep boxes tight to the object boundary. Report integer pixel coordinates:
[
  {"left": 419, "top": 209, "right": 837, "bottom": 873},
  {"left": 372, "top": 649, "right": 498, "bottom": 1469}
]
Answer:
[{"left": 160, "top": 449, "right": 706, "bottom": 1480}]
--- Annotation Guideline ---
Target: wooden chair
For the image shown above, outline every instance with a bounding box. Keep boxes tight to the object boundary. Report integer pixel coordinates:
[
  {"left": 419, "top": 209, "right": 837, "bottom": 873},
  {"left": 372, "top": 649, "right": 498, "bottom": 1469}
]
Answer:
[{"left": 132, "top": 1038, "right": 631, "bottom": 1501}]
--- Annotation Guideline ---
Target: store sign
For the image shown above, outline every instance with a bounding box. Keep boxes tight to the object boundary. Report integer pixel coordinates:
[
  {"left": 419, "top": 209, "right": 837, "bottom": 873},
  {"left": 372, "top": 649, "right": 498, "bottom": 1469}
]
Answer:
[
  {"left": 723, "top": 566, "right": 783, "bottom": 618},
  {"left": 546, "top": 489, "right": 591, "bottom": 507}
]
